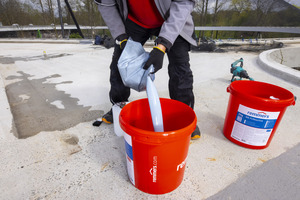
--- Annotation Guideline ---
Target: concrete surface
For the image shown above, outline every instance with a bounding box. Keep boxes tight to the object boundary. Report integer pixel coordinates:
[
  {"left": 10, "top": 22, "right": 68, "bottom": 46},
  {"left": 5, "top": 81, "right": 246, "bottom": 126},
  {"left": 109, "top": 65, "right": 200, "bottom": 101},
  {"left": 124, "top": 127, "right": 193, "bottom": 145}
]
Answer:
[
  {"left": 270, "top": 47, "right": 300, "bottom": 68},
  {"left": 0, "top": 40, "right": 299, "bottom": 199},
  {"left": 258, "top": 47, "right": 300, "bottom": 86},
  {"left": 207, "top": 143, "right": 300, "bottom": 200}
]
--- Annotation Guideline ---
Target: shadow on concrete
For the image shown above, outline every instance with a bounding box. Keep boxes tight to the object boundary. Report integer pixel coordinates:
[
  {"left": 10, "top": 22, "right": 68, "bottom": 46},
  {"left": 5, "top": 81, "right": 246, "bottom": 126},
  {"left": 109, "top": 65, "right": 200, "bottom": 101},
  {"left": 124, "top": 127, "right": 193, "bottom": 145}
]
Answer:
[{"left": 206, "top": 143, "right": 300, "bottom": 200}]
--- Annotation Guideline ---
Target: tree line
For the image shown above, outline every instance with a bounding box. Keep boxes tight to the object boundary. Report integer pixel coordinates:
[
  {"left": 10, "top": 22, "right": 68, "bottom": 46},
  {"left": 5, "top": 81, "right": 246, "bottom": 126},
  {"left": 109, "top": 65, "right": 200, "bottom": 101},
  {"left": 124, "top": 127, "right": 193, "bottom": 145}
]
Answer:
[
  {"left": 0, "top": 0, "right": 104, "bottom": 27},
  {"left": 194, "top": 0, "right": 300, "bottom": 38},
  {"left": 0, "top": 0, "right": 299, "bottom": 39}
]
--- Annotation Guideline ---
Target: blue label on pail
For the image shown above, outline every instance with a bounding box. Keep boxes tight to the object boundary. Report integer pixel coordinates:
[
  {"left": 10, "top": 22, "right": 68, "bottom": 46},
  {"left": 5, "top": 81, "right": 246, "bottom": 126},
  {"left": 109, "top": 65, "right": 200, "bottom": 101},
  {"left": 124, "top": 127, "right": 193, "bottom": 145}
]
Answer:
[
  {"left": 125, "top": 140, "right": 133, "bottom": 160},
  {"left": 235, "top": 112, "right": 277, "bottom": 129},
  {"left": 124, "top": 132, "right": 135, "bottom": 185},
  {"left": 231, "top": 105, "right": 280, "bottom": 146}
]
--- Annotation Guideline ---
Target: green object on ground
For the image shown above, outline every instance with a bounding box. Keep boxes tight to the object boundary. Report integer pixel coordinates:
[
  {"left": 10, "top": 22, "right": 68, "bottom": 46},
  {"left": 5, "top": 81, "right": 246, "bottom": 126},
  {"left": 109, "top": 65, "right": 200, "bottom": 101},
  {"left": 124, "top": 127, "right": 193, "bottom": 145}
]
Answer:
[
  {"left": 37, "top": 29, "right": 42, "bottom": 38},
  {"left": 230, "top": 58, "right": 254, "bottom": 82}
]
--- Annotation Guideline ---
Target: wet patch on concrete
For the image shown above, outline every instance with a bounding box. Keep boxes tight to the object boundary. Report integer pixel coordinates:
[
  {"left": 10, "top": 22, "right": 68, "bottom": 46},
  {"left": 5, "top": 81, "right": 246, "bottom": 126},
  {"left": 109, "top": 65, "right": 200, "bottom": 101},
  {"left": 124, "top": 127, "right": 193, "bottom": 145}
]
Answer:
[
  {"left": 61, "top": 134, "right": 79, "bottom": 146},
  {"left": 0, "top": 53, "right": 71, "bottom": 64},
  {"left": 60, "top": 134, "right": 82, "bottom": 155},
  {"left": 5, "top": 71, "right": 103, "bottom": 139}
]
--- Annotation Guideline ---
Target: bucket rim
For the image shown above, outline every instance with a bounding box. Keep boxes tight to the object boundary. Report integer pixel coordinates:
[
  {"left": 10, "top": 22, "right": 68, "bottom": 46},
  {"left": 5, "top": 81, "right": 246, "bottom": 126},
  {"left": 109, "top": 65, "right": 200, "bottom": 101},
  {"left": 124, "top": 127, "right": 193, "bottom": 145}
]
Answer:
[
  {"left": 119, "top": 98, "right": 197, "bottom": 142},
  {"left": 120, "top": 118, "right": 197, "bottom": 139},
  {"left": 227, "top": 80, "right": 296, "bottom": 107}
]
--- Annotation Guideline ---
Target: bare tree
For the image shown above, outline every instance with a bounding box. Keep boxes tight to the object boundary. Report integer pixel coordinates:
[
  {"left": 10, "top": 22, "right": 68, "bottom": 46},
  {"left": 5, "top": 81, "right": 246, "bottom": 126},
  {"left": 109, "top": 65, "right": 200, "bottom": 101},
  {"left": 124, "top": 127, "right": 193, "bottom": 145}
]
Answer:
[
  {"left": 230, "top": 0, "right": 251, "bottom": 14},
  {"left": 212, "top": 0, "right": 228, "bottom": 24},
  {"left": 203, "top": 0, "right": 209, "bottom": 26},
  {"left": 38, "top": 0, "right": 48, "bottom": 24},
  {"left": 251, "top": 0, "right": 289, "bottom": 25},
  {"left": 211, "top": 0, "right": 228, "bottom": 38},
  {"left": 45, "top": 0, "right": 55, "bottom": 24},
  {"left": 0, "top": 0, "right": 28, "bottom": 25},
  {"left": 30, "top": 0, "right": 56, "bottom": 25},
  {"left": 195, "top": 0, "right": 211, "bottom": 38},
  {"left": 194, "top": 0, "right": 209, "bottom": 26}
]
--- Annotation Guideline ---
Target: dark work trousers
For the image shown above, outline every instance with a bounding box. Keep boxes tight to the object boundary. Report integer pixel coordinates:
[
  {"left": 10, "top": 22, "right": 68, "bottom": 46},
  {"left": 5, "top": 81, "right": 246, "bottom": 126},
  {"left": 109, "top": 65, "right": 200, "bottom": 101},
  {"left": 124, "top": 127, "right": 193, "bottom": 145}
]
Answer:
[{"left": 109, "top": 19, "right": 195, "bottom": 109}]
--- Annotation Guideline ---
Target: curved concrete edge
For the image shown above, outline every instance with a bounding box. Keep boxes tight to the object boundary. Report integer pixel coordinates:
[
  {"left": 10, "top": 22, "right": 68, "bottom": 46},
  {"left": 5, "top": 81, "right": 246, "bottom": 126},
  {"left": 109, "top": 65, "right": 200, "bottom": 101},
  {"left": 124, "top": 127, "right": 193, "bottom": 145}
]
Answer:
[{"left": 258, "top": 48, "right": 300, "bottom": 86}]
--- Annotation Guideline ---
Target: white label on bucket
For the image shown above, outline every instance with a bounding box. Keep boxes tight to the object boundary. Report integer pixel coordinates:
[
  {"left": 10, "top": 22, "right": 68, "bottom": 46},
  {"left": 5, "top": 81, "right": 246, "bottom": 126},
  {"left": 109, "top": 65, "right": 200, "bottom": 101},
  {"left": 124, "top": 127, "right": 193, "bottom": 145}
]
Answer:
[
  {"left": 124, "top": 132, "right": 135, "bottom": 185},
  {"left": 231, "top": 105, "right": 280, "bottom": 146}
]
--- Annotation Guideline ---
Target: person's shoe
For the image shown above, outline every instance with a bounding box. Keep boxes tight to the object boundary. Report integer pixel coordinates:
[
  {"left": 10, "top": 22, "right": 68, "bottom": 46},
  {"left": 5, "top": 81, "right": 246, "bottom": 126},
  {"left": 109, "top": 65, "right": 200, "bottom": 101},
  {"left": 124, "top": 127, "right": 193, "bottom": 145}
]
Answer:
[
  {"left": 102, "top": 109, "right": 113, "bottom": 124},
  {"left": 191, "top": 125, "right": 201, "bottom": 140}
]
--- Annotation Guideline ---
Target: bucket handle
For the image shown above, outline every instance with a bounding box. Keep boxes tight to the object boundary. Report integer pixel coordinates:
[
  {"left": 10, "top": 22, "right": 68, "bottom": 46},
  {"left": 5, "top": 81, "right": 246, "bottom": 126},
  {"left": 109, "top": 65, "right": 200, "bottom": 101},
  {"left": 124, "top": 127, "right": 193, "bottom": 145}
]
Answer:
[
  {"left": 226, "top": 86, "right": 231, "bottom": 93},
  {"left": 292, "top": 96, "right": 297, "bottom": 106}
]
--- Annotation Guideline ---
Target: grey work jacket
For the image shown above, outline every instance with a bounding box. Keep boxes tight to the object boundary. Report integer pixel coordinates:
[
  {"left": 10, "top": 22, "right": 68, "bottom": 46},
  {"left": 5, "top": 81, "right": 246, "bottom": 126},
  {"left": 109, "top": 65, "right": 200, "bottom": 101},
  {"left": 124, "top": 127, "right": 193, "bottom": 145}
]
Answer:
[{"left": 96, "top": 0, "right": 197, "bottom": 47}]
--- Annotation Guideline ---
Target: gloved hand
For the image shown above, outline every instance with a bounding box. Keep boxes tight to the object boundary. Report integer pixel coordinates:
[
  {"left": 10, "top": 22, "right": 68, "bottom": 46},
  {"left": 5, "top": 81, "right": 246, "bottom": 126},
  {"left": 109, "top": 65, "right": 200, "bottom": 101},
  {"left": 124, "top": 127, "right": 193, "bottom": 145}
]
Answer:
[
  {"left": 143, "top": 45, "right": 165, "bottom": 73},
  {"left": 116, "top": 33, "right": 128, "bottom": 49}
]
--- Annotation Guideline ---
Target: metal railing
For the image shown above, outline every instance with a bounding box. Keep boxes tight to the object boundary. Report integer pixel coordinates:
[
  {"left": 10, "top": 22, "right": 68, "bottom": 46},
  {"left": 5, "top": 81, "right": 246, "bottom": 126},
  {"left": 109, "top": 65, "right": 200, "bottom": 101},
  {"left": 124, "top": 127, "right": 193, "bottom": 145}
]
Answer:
[
  {"left": 1, "top": 25, "right": 300, "bottom": 34},
  {"left": 0, "top": 25, "right": 108, "bottom": 32}
]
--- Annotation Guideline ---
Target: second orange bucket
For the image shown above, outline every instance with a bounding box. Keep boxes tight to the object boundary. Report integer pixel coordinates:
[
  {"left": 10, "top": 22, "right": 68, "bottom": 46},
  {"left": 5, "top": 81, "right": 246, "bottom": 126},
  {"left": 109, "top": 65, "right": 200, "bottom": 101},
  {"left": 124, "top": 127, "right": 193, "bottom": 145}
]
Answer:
[{"left": 223, "top": 81, "right": 295, "bottom": 149}]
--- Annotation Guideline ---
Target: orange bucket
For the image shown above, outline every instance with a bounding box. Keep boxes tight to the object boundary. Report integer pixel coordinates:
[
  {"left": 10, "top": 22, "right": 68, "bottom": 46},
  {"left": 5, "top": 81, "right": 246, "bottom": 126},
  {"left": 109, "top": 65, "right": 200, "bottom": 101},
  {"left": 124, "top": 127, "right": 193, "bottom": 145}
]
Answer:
[
  {"left": 223, "top": 81, "right": 295, "bottom": 149},
  {"left": 119, "top": 98, "right": 197, "bottom": 194}
]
